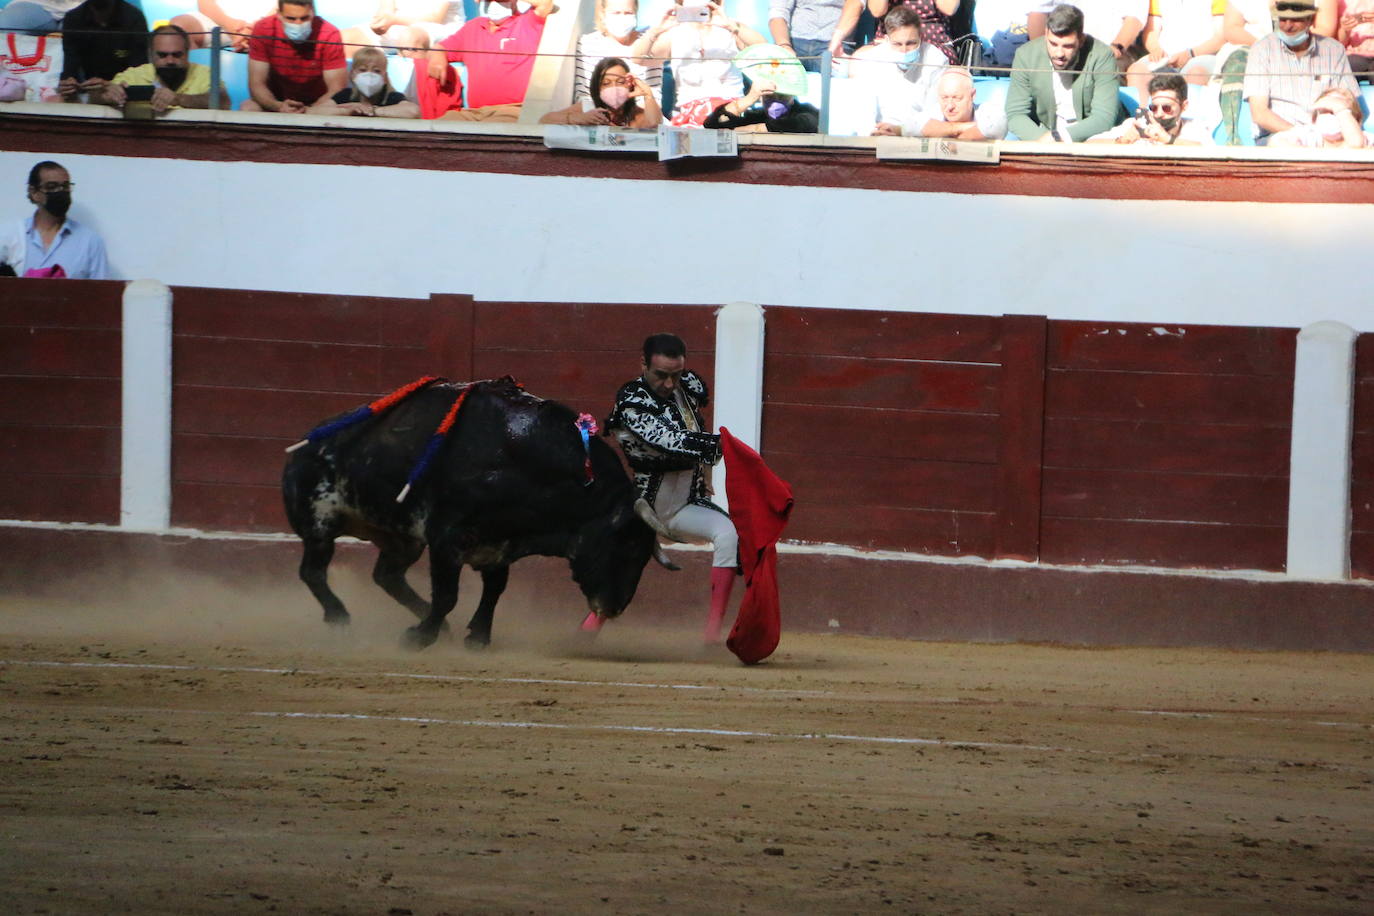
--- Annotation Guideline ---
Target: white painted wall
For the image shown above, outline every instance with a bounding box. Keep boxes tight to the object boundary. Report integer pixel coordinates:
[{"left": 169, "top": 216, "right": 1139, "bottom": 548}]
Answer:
[{"left": 2, "top": 150, "right": 1369, "bottom": 329}]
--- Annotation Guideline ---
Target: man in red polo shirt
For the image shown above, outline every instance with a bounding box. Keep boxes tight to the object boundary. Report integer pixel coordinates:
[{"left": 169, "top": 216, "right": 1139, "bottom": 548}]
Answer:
[
  {"left": 424, "top": 0, "right": 555, "bottom": 121},
  {"left": 242, "top": 0, "right": 348, "bottom": 111}
]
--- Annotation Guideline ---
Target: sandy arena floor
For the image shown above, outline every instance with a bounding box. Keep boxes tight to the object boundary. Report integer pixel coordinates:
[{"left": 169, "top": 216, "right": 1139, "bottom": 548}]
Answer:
[{"left": 1, "top": 570, "right": 1371, "bottom": 915}]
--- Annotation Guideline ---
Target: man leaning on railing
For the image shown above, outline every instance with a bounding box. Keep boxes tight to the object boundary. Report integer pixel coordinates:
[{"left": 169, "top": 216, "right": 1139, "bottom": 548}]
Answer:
[
  {"left": 423, "top": 0, "right": 554, "bottom": 122},
  {"left": 95, "top": 23, "right": 229, "bottom": 114}
]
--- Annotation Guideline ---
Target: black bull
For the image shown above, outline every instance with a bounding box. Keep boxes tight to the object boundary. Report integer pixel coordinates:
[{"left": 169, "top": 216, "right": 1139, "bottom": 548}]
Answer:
[{"left": 282, "top": 380, "right": 659, "bottom": 649}]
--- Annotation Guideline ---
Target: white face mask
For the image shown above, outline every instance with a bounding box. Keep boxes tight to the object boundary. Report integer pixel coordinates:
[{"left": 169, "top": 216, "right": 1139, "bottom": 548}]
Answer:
[
  {"left": 605, "top": 12, "right": 637, "bottom": 38},
  {"left": 282, "top": 18, "right": 312, "bottom": 42},
  {"left": 485, "top": 1, "right": 512, "bottom": 20},
  {"left": 353, "top": 71, "right": 385, "bottom": 97}
]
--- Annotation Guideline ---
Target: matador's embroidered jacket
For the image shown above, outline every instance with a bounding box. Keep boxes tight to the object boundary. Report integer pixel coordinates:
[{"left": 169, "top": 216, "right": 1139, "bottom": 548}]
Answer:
[{"left": 606, "top": 370, "right": 725, "bottom": 515}]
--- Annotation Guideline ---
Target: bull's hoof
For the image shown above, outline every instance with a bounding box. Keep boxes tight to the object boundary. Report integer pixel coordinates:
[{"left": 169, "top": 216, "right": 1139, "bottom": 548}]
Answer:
[
  {"left": 323, "top": 611, "right": 350, "bottom": 628},
  {"left": 463, "top": 631, "right": 491, "bottom": 651},
  {"left": 402, "top": 625, "right": 438, "bottom": 651}
]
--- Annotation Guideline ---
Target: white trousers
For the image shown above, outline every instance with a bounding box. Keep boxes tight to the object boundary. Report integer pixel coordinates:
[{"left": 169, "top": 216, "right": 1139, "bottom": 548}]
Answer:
[
  {"left": 664, "top": 503, "right": 739, "bottom": 568},
  {"left": 655, "top": 469, "right": 737, "bottom": 567}
]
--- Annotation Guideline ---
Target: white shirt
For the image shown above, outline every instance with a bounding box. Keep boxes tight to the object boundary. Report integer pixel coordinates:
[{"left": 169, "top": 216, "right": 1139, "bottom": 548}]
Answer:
[
  {"left": 1052, "top": 70, "right": 1078, "bottom": 131},
  {"left": 1089, "top": 114, "right": 1215, "bottom": 143},
  {"left": 916, "top": 98, "right": 1010, "bottom": 138}
]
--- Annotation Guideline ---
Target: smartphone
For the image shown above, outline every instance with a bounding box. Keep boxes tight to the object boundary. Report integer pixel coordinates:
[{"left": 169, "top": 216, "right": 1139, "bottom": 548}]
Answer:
[
  {"left": 124, "top": 84, "right": 155, "bottom": 102},
  {"left": 678, "top": 4, "right": 710, "bottom": 22}
]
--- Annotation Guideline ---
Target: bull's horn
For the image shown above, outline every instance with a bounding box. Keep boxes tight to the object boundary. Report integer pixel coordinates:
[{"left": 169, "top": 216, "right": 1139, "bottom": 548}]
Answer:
[
  {"left": 652, "top": 543, "right": 682, "bottom": 571},
  {"left": 634, "top": 498, "right": 682, "bottom": 542}
]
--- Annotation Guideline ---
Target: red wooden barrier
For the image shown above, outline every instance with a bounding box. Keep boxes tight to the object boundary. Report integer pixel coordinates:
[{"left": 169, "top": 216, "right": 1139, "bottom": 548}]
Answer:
[
  {"left": 1350, "top": 334, "right": 1374, "bottom": 578},
  {"left": 0, "top": 277, "right": 123, "bottom": 523},
  {"left": 1039, "top": 322, "right": 1294, "bottom": 571},
  {"left": 169, "top": 287, "right": 473, "bottom": 532}
]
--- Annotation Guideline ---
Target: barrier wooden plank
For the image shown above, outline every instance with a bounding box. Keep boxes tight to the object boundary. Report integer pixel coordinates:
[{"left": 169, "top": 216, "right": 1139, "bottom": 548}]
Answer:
[
  {"left": 763, "top": 404, "right": 997, "bottom": 463},
  {"left": 767, "top": 453, "right": 998, "bottom": 513},
  {"left": 0, "top": 472, "right": 119, "bottom": 523},
  {"left": 0, "top": 377, "right": 119, "bottom": 426},
  {"left": 995, "top": 314, "right": 1047, "bottom": 561},
  {"left": 174, "top": 434, "right": 285, "bottom": 488},
  {"left": 0, "top": 278, "right": 124, "bottom": 328},
  {"left": 0, "top": 426, "right": 119, "bottom": 477},
  {"left": 475, "top": 302, "right": 716, "bottom": 352},
  {"left": 172, "top": 482, "right": 282, "bottom": 532},
  {"left": 1046, "top": 369, "right": 1292, "bottom": 425},
  {"left": 1048, "top": 322, "right": 1296, "bottom": 375},
  {"left": 1042, "top": 468, "right": 1289, "bottom": 527},
  {"left": 765, "top": 307, "right": 1001, "bottom": 362},
  {"left": 1041, "top": 517, "right": 1286, "bottom": 571},
  {"left": 767, "top": 356, "right": 1000, "bottom": 412},
  {"left": 1044, "top": 417, "right": 1290, "bottom": 476},
  {"left": 789, "top": 505, "right": 996, "bottom": 556},
  {"left": 171, "top": 286, "right": 419, "bottom": 344},
  {"left": 0, "top": 327, "right": 121, "bottom": 377},
  {"left": 174, "top": 387, "right": 364, "bottom": 438}
]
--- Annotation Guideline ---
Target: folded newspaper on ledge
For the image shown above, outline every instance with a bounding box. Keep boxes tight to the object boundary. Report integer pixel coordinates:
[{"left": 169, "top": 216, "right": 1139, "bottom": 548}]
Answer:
[
  {"left": 657, "top": 126, "right": 738, "bottom": 161},
  {"left": 875, "top": 138, "right": 1000, "bottom": 165},
  {"left": 542, "top": 125, "right": 739, "bottom": 160},
  {"left": 542, "top": 125, "right": 661, "bottom": 153}
]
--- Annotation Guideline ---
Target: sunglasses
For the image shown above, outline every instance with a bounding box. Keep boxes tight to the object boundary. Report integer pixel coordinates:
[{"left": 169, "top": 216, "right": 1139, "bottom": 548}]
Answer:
[{"left": 1148, "top": 100, "right": 1180, "bottom": 114}]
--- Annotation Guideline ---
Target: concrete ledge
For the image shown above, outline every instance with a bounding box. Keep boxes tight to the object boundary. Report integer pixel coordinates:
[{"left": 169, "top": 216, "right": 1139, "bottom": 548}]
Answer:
[{"left": 4, "top": 525, "right": 1368, "bottom": 652}]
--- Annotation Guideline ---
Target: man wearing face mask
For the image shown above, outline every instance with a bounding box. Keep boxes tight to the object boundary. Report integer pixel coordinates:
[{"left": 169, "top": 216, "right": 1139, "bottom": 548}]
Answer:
[
  {"left": 99, "top": 25, "right": 228, "bottom": 114},
  {"left": 243, "top": 0, "right": 347, "bottom": 112},
  {"left": 425, "top": 0, "right": 555, "bottom": 121},
  {"left": 850, "top": 7, "right": 947, "bottom": 136},
  {"left": 0, "top": 161, "right": 109, "bottom": 280},
  {"left": 1243, "top": 0, "right": 1359, "bottom": 143},
  {"left": 1004, "top": 3, "right": 1124, "bottom": 142},
  {"left": 1087, "top": 71, "right": 1213, "bottom": 143}
]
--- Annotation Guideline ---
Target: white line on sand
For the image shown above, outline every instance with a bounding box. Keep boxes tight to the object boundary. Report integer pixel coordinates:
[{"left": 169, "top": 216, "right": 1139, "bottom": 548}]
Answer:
[{"left": 0, "top": 658, "right": 831, "bottom": 697}]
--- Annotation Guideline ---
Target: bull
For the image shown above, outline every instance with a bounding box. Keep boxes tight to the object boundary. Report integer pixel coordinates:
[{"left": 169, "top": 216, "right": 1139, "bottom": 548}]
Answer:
[{"left": 282, "top": 378, "right": 666, "bottom": 650}]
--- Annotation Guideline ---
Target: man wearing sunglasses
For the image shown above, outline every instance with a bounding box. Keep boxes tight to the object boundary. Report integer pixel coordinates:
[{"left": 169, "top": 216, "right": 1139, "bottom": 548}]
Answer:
[
  {"left": 1088, "top": 71, "right": 1212, "bottom": 143},
  {"left": 1, "top": 161, "right": 109, "bottom": 280},
  {"left": 1243, "top": 0, "right": 1359, "bottom": 142}
]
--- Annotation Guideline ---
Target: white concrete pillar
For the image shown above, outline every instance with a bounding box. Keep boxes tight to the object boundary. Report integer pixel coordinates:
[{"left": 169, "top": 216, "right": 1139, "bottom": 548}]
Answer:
[
  {"left": 120, "top": 279, "right": 173, "bottom": 531},
  {"left": 712, "top": 301, "right": 765, "bottom": 511},
  {"left": 1286, "top": 320, "right": 1357, "bottom": 579}
]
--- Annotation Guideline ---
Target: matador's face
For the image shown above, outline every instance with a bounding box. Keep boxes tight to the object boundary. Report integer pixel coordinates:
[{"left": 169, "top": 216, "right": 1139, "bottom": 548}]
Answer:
[{"left": 642, "top": 353, "right": 685, "bottom": 400}]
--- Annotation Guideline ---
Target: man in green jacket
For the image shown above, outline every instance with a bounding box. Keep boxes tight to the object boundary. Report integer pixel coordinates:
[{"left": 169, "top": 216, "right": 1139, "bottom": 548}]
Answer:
[{"left": 1005, "top": 4, "right": 1124, "bottom": 142}]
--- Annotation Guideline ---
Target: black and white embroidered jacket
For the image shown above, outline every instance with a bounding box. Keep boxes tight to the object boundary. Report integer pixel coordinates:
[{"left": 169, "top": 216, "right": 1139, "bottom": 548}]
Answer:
[{"left": 606, "top": 371, "right": 723, "bottom": 514}]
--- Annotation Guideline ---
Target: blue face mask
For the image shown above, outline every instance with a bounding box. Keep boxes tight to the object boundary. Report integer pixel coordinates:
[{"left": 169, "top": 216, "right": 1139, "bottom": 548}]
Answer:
[
  {"left": 282, "top": 19, "right": 312, "bottom": 42},
  {"left": 897, "top": 47, "right": 921, "bottom": 70},
  {"left": 765, "top": 97, "right": 791, "bottom": 119},
  {"left": 1278, "top": 26, "right": 1310, "bottom": 47}
]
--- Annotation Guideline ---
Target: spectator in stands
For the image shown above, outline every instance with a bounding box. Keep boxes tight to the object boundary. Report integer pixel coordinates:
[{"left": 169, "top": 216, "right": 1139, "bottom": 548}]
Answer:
[
  {"left": 1244, "top": 0, "right": 1359, "bottom": 142},
  {"left": 1088, "top": 70, "right": 1213, "bottom": 140},
  {"left": 97, "top": 24, "right": 229, "bottom": 113},
  {"left": 173, "top": 0, "right": 276, "bottom": 51},
  {"left": 309, "top": 44, "right": 419, "bottom": 116},
  {"left": 575, "top": 0, "right": 663, "bottom": 103},
  {"left": 1028, "top": 0, "right": 1144, "bottom": 70},
  {"left": 424, "top": 0, "right": 555, "bottom": 122},
  {"left": 1005, "top": 3, "right": 1124, "bottom": 140},
  {"left": 241, "top": 0, "right": 347, "bottom": 112},
  {"left": 864, "top": 0, "right": 964, "bottom": 63},
  {"left": 1267, "top": 84, "right": 1372, "bottom": 142},
  {"left": 1337, "top": 0, "right": 1374, "bottom": 79},
  {"left": 631, "top": 0, "right": 768, "bottom": 127},
  {"left": 57, "top": 0, "right": 148, "bottom": 103},
  {"left": 339, "top": 0, "right": 461, "bottom": 57},
  {"left": 1217, "top": 0, "right": 1277, "bottom": 142},
  {"left": 850, "top": 6, "right": 946, "bottom": 135},
  {"left": 0, "top": 0, "right": 79, "bottom": 35},
  {"left": 1126, "top": 0, "right": 1226, "bottom": 95},
  {"left": 540, "top": 55, "right": 662, "bottom": 125},
  {"left": 705, "top": 43, "right": 819, "bottom": 130},
  {"left": 769, "top": 0, "right": 848, "bottom": 71},
  {"left": 1, "top": 161, "right": 109, "bottom": 279},
  {"left": 913, "top": 65, "right": 1009, "bottom": 137}
]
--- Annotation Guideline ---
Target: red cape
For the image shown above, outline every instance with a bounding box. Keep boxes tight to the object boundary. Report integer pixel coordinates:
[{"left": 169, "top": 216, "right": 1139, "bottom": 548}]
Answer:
[{"left": 721, "top": 428, "right": 794, "bottom": 664}]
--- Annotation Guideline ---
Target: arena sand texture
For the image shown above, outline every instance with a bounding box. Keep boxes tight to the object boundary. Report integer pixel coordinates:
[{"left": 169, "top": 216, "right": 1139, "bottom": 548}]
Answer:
[{"left": 1, "top": 564, "right": 1371, "bottom": 915}]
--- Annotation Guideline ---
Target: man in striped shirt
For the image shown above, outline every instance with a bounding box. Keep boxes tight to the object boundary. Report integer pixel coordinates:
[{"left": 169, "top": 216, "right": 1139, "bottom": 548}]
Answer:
[{"left": 1243, "top": 0, "right": 1359, "bottom": 142}]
